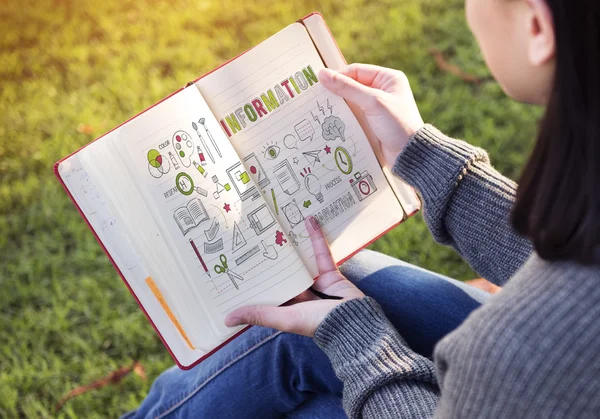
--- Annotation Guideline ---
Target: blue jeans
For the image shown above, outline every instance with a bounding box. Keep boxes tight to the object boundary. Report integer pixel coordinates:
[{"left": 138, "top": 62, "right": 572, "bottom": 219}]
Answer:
[{"left": 124, "top": 250, "right": 489, "bottom": 418}]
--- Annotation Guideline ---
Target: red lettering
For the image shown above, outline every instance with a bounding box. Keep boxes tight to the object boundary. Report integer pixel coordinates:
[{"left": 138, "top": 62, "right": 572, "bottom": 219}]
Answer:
[
  {"left": 280, "top": 79, "right": 295, "bottom": 98},
  {"left": 220, "top": 119, "right": 232, "bottom": 137},
  {"left": 252, "top": 99, "right": 268, "bottom": 117}
]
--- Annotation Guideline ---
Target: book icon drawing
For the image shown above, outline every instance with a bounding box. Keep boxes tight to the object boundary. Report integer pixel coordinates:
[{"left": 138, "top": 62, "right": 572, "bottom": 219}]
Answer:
[{"left": 173, "top": 198, "right": 210, "bottom": 235}]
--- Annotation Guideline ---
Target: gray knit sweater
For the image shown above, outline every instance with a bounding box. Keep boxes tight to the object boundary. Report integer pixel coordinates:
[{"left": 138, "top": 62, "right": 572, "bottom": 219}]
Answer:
[{"left": 313, "top": 125, "right": 600, "bottom": 418}]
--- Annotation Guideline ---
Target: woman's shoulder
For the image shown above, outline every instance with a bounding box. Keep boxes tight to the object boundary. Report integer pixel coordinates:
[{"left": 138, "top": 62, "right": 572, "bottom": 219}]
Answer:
[
  {"left": 434, "top": 254, "right": 600, "bottom": 416},
  {"left": 438, "top": 253, "right": 600, "bottom": 358}
]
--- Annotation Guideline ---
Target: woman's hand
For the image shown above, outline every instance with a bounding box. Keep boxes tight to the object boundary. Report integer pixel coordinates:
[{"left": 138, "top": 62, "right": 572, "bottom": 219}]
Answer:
[
  {"left": 224, "top": 218, "right": 365, "bottom": 337},
  {"left": 319, "top": 64, "right": 424, "bottom": 167}
]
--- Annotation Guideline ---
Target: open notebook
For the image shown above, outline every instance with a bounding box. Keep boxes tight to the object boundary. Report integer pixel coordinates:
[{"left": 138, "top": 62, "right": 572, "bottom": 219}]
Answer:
[{"left": 54, "top": 13, "right": 420, "bottom": 369}]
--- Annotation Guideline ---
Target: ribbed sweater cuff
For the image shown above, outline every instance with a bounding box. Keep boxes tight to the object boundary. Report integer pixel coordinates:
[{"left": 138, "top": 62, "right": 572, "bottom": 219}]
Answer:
[
  {"left": 314, "top": 297, "right": 404, "bottom": 361},
  {"left": 392, "top": 125, "right": 490, "bottom": 203},
  {"left": 314, "top": 297, "right": 439, "bottom": 416},
  {"left": 314, "top": 297, "right": 432, "bottom": 372}
]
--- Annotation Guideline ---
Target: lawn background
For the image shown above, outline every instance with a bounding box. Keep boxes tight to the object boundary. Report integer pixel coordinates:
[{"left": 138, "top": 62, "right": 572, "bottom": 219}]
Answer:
[{"left": 0, "top": 0, "right": 540, "bottom": 417}]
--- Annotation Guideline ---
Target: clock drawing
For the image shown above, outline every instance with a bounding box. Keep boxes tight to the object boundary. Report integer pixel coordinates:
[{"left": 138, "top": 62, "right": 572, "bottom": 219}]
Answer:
[{"left": 334, "top": 146, "right": 353, "bottom": 175}]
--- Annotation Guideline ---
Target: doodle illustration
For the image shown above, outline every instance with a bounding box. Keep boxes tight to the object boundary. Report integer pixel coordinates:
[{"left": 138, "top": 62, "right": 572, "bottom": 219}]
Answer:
[
  {"left": 223, "top": 203, "right": 231, "bottom": 213},
  {"left": 324, "top": 145, "right": 332, "bottom": 154},
  {"left": 214, "top": 254, "right": 244, "bottom": 290},
  {"left": 192, "top": 122, "right": 215, "bottom": 164},
  {"left": 303, "top": 200, "right": 312, "bottom": 208},
  {"left": 349, "top": 170, "right": 378, "bottom": 201},
  {"left": 316, "top": 100, "right": 326, "bottom": 116},
  {"left": 274, "top": 160, "right": 301, "bottom": 195},
  {"left": 204, "top": 238, "right": 224, "bottom": 254},
  {"left": 282, "top": 199, "right": 304, "bottom": 228},
  {"left": 263, "top": 143, "right": 280, "bottom": 160},
  {"left": 309, "top": 217, "right": 321, "bottom": 231},
  {"left": 334, "top": 146, "right": 353, "bottom": 175},
  {"left": 173, "top": 198, "right": 210, "bottom": 235},
  {"left": 193, "top": 161, "right": 207, "bottom": 178},
  {"left": 292, "top": 157, "right": 299, "bottom": 165},
  {"left": 288, "top": 230, "right": 299, "bottom": 246},
  {"left": 234, "top": 245, "right": 261, "bottom": 266},
  {"left": 261, "top": 240, "right": 278, "bottom": 260},
  {"left": 199, "top": 118, "right": 222, "bottom": 158},
  {"left": 275, "top": 230, "right": 288, "bottom": 247},
  {"left": 172, "top": 131, "right": 195, "bottom": 167},
  {"left": 304, "top": 173, "right": 324, "bottom": 203},
  {"left": 195, "top": 186, "right": 208, "bottom": 197},
  {"left": 196, "top": 145, "right": 207, "bottom": 166},
  {"left": 327, "top": 98, "right": 333, "bottom": 114},
  {"left": 271, "top": 189, "right": 279, "bottom": 214},
  {"left": 311, "top": 111, "right": 320, "bottom": 125},
  {"left": 212, "top": 175, "right": 232, "bottom": 199},
  {"left": 244, "top": 153, "right": 271, "bottom": 190},
  {"left": 322, "top": 115, "right": 346, "bottom": 142},
  {"left": 232, "top": 221, "right": 247, "bottom": 252},
  {"left": 175, "top": 172, "right": 195, "bottom": 196},
  {"left": 247, "top": 204, "right": 277, "bottom": 235},
  {"left": 302, "top": 150, "right": 322, "bottom": 167},
  {"left": 283, "top": 134, "right": 298, "bottom": 150},
  {"left": 204, "top": 218, "right": 220, "bottom": 241},
  {"left": 227, "top": 162, "right": 260, "bottom": 201},
  {"left": 189, "top": 238, "right": 210, "bottom": 277},
  {"left": 300, "top": 167, "right": 312, "bottom": 178},
  {"left": 147, "top": 149, "right": 171, "bottom": 178},
  {"left": 168, "top": 151, "right": 180, "bottom": 170},
  {"left": 295, "top": 119, "right": 315, "bottom": 142}
]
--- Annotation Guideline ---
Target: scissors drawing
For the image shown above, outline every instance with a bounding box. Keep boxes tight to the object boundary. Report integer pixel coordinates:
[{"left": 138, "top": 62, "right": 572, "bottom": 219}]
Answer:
[{"left": 214, "top": 254, "right": 244, "bottom": 290}]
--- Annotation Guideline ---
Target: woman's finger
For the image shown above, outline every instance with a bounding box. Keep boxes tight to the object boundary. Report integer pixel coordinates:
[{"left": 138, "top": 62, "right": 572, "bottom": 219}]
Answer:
[
  {"left": 225, "top": 305, "right": 288, "bottom": 328},
  {"left": 319, "top": 68, "right": 378, "bottom": 108},
  {"left": 306, "top": 217, "right": 338, "bottom": 276},
  {"left": 337, "top": 63, "right": 391, "bottom": 88},
  {"left": 225, "top": 304, "right": 315, "bottom": 336}
]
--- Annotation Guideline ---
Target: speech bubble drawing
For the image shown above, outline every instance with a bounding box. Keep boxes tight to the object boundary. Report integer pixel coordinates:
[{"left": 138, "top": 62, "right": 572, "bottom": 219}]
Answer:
[
  {"left": 294, "top": 119, "right": 315, "bottom": 142},
  {"left": 283, "top": 134, "right": 298, "bottom": 150}
]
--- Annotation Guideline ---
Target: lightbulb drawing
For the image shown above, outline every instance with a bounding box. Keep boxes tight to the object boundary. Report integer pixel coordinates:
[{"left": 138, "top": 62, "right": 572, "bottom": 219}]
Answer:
[{"left": 304, "top": 173, "right": 323, "bottom": 203}]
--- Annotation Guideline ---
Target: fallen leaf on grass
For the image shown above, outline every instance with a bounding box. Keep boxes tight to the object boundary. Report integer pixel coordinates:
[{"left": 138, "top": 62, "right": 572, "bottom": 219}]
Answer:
[
  {"left": 55, "top": 360, "right": 146, "bottom": 412},
  {"left": 77, "top": 123, "right": 94, "bottom": 134}
]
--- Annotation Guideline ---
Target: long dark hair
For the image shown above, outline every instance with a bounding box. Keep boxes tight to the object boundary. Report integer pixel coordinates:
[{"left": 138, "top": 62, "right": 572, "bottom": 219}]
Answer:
[{"left": 511, "top": 0, "right": 599, "bottom": 265}]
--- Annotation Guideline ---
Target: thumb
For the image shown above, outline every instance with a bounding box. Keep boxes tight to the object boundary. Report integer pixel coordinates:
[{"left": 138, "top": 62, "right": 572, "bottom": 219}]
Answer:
[
  {"left": 225, "top": 305, "right": 299, "bottom": 332},
  {"left": 319, "top": 68, "right": 379, "bottom": 108}
]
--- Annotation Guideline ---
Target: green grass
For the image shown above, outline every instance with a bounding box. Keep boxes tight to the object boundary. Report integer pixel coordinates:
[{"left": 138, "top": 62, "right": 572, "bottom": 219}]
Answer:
[{"left": 0, "top": 0, "right": 540, "bottom": 416}]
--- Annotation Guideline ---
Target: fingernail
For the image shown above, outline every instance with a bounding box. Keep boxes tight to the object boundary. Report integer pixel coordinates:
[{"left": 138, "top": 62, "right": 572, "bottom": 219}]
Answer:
[{"left": 305, "top": 216, "right": 320, "bottom": 232}]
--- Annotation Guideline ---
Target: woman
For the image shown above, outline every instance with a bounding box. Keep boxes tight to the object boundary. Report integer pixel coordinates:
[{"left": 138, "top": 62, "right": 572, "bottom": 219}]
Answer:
[{"left": 127, "top": 0, "right": 599, "bottom": 417}]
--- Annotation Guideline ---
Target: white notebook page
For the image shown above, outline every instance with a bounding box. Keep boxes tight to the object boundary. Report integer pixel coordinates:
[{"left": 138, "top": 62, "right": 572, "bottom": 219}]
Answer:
[
  {"left": 116, "top": 87, "right": 312, "bottom": 334},
  {"left": 196, "top": 23, "right": 404, "bottom": 276},
  {"left": 58, "top": 155, "right": 205, "bottom": 367},
  {"left": 79, "top": 87, "right": 312, "bottom": 350}
]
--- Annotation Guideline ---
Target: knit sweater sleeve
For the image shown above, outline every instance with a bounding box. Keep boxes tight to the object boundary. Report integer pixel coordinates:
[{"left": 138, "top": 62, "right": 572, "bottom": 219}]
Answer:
[
  {"left": 393, "top": 125, "right": 533, "bottom": 286},
  {"left": 314, "top": 297, "right": 440, "bottom": 418}
]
